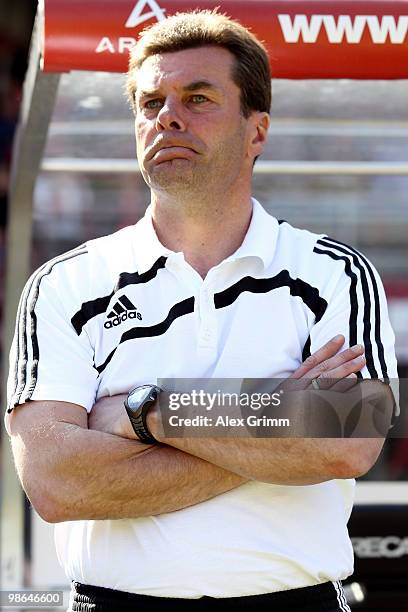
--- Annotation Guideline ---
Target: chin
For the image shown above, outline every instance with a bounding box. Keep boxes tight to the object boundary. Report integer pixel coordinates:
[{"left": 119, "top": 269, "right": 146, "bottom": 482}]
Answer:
[{"left": 150, "top": 165, "right": 196, "bottom": 189}]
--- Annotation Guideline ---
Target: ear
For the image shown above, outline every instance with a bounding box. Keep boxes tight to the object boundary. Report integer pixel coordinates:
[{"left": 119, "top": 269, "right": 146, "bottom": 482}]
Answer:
[{"left": 248, "top": 112, "right": 270, "bottom": 159}]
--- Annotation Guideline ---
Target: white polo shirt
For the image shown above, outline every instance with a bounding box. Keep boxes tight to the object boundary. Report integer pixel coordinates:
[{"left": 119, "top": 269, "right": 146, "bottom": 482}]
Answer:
[{"left": 7, "top": 199, "right": 398, "bottom": 598}]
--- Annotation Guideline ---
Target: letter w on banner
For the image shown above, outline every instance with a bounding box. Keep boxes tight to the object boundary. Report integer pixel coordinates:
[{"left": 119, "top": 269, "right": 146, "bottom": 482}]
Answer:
[{"left": 278, "top": 14, "right": 408, "bottom": 45}]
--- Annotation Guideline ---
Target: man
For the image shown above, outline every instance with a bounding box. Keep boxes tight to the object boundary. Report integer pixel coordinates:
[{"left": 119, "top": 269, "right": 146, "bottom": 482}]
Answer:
[{"left": 5, "top": 9, "right": 397, "bottom": 612}]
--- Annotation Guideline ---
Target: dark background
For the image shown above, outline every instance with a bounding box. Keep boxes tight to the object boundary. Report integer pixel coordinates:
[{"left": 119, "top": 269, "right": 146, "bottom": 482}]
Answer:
[{"left": 0, "top": 0, "right": 37, "bottom": 310}]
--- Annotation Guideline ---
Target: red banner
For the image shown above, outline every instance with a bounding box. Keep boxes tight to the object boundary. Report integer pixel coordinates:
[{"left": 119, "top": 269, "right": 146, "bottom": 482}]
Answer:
[{"left": 43, "top": 0, "right": 408, "bottom": 78}]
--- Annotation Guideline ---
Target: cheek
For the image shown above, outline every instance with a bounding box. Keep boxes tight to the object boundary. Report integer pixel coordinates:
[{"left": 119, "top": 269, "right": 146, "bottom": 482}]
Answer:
[{"left": 135, "top": 121, "right": 152, "bottom": 151}]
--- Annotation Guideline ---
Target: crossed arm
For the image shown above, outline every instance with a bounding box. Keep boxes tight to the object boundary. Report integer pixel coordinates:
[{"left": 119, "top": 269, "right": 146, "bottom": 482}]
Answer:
[
  {"left": 5, "top": 336, "right": 385, "bottom": 523},
  {"left": 6, "top": 401, "right": 245, "bottom": 522}
]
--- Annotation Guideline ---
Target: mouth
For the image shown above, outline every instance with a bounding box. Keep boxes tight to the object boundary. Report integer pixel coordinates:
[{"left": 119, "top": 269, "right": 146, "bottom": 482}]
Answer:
[
  {"left": 146, "top": 138, "right": 200, "bottom": 162},
  {"left": 151, "top": 146, "right": 197, "bottom": 163}
]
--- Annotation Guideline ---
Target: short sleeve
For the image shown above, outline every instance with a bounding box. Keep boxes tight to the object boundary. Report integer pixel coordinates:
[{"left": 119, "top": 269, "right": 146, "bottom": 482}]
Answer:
[{"left": 6, "top": 246, "right": 99, "bottom": 415}]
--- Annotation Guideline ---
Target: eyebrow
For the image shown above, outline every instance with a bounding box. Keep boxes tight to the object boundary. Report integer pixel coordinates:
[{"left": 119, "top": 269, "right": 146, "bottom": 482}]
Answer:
[{"left": 137, "top": 80, "right": 221, "bottom": 99}]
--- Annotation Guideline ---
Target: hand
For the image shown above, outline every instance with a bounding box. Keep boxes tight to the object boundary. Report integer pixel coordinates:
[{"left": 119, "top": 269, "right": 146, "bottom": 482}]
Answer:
[
  {"left": 286, "top": 339, "right": 394, "bottom": 438},
  {"left": 243, "top": 336, "right": 366, "bottom": 438},
  {"left": 88, "top": 394, "right": 139, "bottom": 440},
  {"left": 242, "top": 335, "right": 365, "bottom": 396},
  {"left": 286, "top": 334, "right": 365, "bottom": 391},
  {"left": 268, "top": 335, "right": 366, "bottom": 437}
]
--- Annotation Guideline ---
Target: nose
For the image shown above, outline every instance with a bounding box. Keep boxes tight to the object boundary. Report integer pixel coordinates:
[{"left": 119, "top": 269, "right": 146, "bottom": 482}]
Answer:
[{"left": 156, "top": 97, "right": 186, "bottom": 132}]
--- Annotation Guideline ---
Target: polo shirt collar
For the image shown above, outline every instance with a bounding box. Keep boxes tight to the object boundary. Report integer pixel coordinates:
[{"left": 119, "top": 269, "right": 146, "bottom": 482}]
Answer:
[
  {"left": 224, "top": 198, "right": 278, "bottom": 270},
  {"left": 133, "top": 205, "right": 174, "bottom": 274},
  {"left": 133, "top": 198, "right": 278, "bottom": 274}
]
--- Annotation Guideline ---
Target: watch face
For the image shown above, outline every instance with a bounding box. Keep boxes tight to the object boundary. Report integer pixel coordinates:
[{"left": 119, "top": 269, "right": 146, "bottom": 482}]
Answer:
[{"left": 127, "top": 385, "right": 155, "bottom": 410}]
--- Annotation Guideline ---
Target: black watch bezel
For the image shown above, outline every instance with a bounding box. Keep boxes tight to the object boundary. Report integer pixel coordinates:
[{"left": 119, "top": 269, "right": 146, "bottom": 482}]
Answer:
[{"left": 125, "top": 384, "right": 162, "bottom": 444}]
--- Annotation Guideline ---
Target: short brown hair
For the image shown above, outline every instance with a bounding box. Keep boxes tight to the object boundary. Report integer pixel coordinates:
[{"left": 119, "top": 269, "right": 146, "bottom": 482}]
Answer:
[{"left": 126, "top": 9, "right": 271, "bottom": 118}]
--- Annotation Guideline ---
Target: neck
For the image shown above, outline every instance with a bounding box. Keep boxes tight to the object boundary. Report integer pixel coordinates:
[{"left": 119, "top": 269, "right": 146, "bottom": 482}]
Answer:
[{"left": 150, "top": 188, "right": 253, "bottom": 278}]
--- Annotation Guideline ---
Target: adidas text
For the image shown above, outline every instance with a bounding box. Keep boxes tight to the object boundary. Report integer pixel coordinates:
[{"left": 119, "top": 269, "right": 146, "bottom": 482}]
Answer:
[{"left": 104, "top": 311, "right": 142, "bottom": 329}]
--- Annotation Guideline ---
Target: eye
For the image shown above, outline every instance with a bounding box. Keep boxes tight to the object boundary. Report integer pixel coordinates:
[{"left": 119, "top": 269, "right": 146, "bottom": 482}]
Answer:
[
  {"left": 144, "top": 99, "right": 163, "bottom": 110},
  {"left": 190, "top": 94, "right": 208, "bottom": 104}
]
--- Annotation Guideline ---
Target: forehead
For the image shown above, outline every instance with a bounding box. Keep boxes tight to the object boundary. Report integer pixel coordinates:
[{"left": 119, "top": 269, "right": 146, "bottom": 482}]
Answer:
[{"left": 135, "top": 46, "right": 236, "bottom": 93}]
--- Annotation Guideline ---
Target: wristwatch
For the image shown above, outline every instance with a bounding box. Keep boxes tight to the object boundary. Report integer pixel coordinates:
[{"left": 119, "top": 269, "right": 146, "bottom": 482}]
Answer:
[{"left": 124, "top": 384, "right": 162, "bottom": 444}]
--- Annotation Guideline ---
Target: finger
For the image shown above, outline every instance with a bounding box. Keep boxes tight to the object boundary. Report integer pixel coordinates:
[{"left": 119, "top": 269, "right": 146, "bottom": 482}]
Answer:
[
  {"left": 315, "top": 372, "right": 360, "bottom": 392},
  {"left": 302, "top": 344, "right": 364, "bottom": 382},
  {"left": 312, "top": 354, "right": 366, "bottom": 389},
  {"left": 289, "top": 335, "right": 345, "bottom": 380},
  {"left": 280, "top": 377, "right": 310, "bottom": 392},
  {"left": 329, "top": 373, "right": 359, "bottom": 393}
]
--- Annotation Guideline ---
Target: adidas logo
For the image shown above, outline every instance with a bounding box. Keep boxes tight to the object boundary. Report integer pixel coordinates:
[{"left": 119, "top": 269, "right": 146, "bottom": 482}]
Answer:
[{"left": 104, "top": 296, "right": 142, "bottom": 329}]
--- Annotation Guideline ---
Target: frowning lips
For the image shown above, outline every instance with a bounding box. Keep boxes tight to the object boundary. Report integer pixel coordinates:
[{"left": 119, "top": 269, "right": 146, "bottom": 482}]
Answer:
[{"left": 145, "top": 136, "right": 201, "bottom": 162}]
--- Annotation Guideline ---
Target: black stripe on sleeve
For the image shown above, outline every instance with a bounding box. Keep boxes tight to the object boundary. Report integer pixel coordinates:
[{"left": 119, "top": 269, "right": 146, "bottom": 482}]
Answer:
[
  {"left": 313, "top": 245, "right": 362, "bottom": 379},
  {"left": 95, "top": 296, "right": 195, "bottom": 375},
  {"left": 71, "top": 256, "right": 167, "bottom": 336},
  {"left": 323, "top": 237, "right": 388, "bottom": 379},
  {"left": 318, "top": 238, "right": 378, "bottom": 378},
  {"left": 214, "top": 270, "right": 328, "bottom": 321},
  {"left": 22, "top": 247, "right": 89, "bottom": 405},
  {"left": 11, "top": 279, "right": 28, "bottom": 409},
  {"left": 10, "top": 246, "right": 88, "bottom": 410}
]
